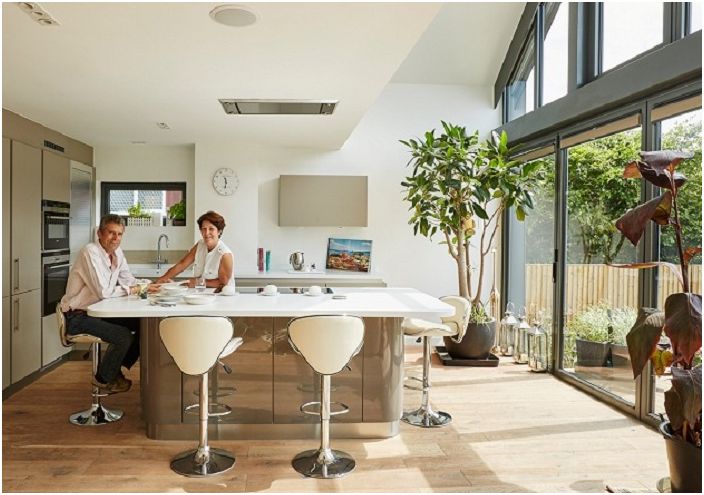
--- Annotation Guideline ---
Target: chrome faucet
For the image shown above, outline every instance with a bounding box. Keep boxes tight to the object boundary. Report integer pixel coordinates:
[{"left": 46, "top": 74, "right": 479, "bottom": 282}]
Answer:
[{"left": 155, "top": 234, "right": 169, "bottom": 268}]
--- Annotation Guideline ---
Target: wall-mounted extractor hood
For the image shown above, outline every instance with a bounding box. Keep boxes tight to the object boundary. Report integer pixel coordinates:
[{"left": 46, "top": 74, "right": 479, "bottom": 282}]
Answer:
[{"left": 218, "top": 99, "right": 337, "bottom": 115}]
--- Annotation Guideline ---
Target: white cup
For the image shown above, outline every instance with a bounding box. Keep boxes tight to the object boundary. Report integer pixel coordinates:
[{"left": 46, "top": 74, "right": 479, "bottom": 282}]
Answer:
[
  {"left": 220, "top": 285, "right": 236, "bottom": 296},
  {"left": 263, "top": 284, "right": 278, "bottom": 296},
  {"left": 308, "top": 285, "right": 322, "bottom": 296}
]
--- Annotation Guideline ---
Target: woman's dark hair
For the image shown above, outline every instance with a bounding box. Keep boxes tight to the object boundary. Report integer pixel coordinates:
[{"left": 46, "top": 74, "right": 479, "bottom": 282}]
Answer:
[{"left": 197, "top": 210, "right": 226, "bottom": 234}]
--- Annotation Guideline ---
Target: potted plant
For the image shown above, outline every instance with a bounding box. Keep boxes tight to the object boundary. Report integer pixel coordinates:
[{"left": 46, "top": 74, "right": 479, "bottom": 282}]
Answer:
[
  {"left": 612, "top": 150, "right": 701, "bottom": 492},
  {"left": 401, "top": 122, "right": 543, "bottom": 359},
  {"left": 126, "top": 202, "right": 151, "bottom": 226},
  {"left": 168, "top": 199, "right": 186, "bottom": 226}
]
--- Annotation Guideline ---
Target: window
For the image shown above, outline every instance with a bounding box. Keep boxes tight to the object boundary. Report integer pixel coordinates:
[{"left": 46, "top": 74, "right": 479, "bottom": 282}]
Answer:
[
  {"left": 543, "top": 3, "right": 569, "bottom": 105},
  {"left": 689, "top": 1, "right": 702, "bottom": 33},
  {"left": 651, "top": 105, "right": 702, "bottom": 417},
  {"left": 602, "top": 2, "right": 664, "bottom": 72},
  {"left": 561, "top": 117, "right": 642, "bottom": 405},
  {"left": 101, "top": 182, "right": 186, "bottom": 226},
  {"left": 506, "top": 29, "right": 536, "bottom": 121}
]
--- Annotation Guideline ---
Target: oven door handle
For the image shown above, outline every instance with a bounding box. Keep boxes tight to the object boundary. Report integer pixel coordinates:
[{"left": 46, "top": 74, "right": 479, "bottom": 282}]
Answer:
[
  {"left": 45, "top": 215, "right": 70, "bottom": 222},
  {"left": 46, "top": 263, "right": 71, "bottom": 270}
]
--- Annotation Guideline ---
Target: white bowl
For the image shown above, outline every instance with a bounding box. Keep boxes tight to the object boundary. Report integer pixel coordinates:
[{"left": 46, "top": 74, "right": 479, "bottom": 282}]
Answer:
[
  {"left": 161, "top": 286, "right": 188, "bottom": 297},
  {"left": 155, "top": 295, "right": 182, "bottom": 304},
  {"left": 183, "top": 294, "right": 216, "bottom": 305},
  {"left": 220, "top": 285, "right": 237, "bottom": 296}
]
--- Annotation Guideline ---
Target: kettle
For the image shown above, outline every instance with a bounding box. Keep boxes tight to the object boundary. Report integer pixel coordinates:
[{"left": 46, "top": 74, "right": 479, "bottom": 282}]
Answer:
[{"left": 289, "top": 251, "right": 305, "bottom": 271}]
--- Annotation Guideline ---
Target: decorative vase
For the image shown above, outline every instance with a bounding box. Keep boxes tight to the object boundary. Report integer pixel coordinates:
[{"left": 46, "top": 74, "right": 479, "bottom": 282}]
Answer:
[
  {"left": 660, "top": 421, "right": 702, "bottom": 493},
  {"left": 443, "top": 320, "right": 496, "bottom": 359}
]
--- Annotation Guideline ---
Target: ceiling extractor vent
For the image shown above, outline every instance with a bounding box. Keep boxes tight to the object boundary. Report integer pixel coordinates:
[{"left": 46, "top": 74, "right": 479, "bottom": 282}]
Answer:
[{"left": 219, "top": 99, "right": 338, "bottom": 115}]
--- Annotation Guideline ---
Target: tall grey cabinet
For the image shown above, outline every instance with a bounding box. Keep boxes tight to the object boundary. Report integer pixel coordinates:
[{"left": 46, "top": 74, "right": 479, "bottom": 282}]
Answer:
[
  {"left": 7, "top": 140, "right": 42, "bottom": 384},
  {"left": 2, "top": 138, "right": 11, "bottom": 389}
]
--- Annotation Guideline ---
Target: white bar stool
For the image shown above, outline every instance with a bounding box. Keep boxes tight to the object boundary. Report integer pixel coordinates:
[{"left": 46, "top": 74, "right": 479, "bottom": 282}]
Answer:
[
  {"left": 159, "top": 316, "right": 242, "bottom": 477},
  {"left": 401, "top": 296, "right": 470, "bottom": 427},
  {"left": 56, "top": 304, "right": 123, "bottom": 426},
  {"left": 287, "top": 315, "right": 365, "bottom": 479}
]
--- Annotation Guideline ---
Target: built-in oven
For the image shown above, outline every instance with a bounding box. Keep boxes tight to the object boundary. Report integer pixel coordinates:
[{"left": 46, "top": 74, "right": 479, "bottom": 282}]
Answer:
[
  {"left": 42, "top": 251, "right": 70, "bottom": 317},
  {"left": 42, "top": 200, "right": 70, "bottom": 253}
]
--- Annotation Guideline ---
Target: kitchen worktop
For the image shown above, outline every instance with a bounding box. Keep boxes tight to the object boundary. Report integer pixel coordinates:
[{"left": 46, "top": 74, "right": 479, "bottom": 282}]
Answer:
[{"left": 87, "top": 287, "right": 450, "bottom": 318}]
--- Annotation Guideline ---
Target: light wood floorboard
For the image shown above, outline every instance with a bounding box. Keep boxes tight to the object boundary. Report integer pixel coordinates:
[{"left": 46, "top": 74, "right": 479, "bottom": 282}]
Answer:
[{"left": 2, "top": 346, "right": 667, "bottom": 492}]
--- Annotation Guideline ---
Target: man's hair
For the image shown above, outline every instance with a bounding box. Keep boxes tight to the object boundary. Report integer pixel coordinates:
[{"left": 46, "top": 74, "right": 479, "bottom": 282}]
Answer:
[{"left": 99, "top": 214, "right": 125, "bottom": 232}]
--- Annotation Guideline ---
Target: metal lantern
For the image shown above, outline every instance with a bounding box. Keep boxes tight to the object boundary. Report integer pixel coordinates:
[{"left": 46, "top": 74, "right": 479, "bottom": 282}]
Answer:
[
  {"left": 499, "top": 302, "right": 518, "bottom": 356},
  {"left": 528, "top": 316, "right": 549, "bottom": 372},
  {"left": 513, "top": 307, "right": 530, "bottom": 364}
]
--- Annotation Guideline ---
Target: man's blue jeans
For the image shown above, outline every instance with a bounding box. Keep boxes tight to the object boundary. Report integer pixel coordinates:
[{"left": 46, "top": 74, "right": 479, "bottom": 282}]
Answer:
[{"left": 65, "top": 311, "right": 140, "bottom": 383}]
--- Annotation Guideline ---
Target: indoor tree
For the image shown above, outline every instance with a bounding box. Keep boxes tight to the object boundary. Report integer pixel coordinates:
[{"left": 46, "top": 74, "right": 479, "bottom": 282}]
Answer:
[{"left": 401, "top": 122, "right": 543, "bottom": 315}]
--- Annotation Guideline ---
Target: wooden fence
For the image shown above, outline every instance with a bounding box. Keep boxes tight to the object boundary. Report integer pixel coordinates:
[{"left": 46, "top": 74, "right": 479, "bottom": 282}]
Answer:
[{"left": 525, "top": 264, "right": 702, "bottom": 319}]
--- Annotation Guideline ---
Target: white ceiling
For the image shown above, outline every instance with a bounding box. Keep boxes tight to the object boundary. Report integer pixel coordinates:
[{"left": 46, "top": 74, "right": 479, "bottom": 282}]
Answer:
[{"left": 2, "top": 2, "right": 524, "bottom": 150}]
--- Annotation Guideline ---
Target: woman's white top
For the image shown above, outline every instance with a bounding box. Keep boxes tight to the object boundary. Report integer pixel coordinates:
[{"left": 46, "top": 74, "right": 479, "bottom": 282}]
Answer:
[{"left": 193, "top": 238, "right": 235, "bottom": 287}]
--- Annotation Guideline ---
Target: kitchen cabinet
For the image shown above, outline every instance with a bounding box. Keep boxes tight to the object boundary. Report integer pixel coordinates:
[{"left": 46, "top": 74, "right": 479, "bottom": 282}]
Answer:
[
  {"left": 2, "top": 138, "right": 10, "bottom": 298},
  {"left": 11, "top": 290, "right": 41, "bottom": 383},
  {"left": 42, "top": 150, "right": 71, "bottom": 203},
  {"left": 11, "top": 141, "right": 41, "bottom": 295},
  {"left": 69, "top": 161, "right": 93, "bottom": 262},
  {"left": 42, "top": 314, "right": 65, "bottom": 367},
  {"left": 3, "top": 296, "right": 10, "bottom": 389}
]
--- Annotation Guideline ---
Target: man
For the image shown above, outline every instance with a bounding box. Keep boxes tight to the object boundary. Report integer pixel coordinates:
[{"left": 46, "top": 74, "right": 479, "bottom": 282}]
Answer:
[{"left": 60, "top": 214, "right": 153, "bottom": 394}]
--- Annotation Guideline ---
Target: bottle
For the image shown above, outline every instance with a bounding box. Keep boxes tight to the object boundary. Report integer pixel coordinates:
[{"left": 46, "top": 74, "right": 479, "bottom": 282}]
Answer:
[
  {"left": 265, "top": 250, "right": 271, "bottom": 271},
  {"left": 257, "top": 248, "right": 264, "bottom": 272}
]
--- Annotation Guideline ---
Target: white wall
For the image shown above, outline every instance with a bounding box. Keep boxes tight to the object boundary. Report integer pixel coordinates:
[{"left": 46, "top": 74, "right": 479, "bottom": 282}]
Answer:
[
  {"left": 93, "top": 145, "right": 195, "bottom": 251},
  {"left": 194, "top": 83, "right": 501, "bottom": 297},
  {"left": 94, "top": 84, "right": 500, "bottom": 296}
]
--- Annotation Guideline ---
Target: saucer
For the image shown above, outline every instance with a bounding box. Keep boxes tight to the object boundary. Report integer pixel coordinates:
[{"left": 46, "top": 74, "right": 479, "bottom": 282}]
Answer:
[
  {"left": 183, "top": 294, "right": 216, "bottom": 305},
  {"left": 304, "top": 292, "right": 324, "bottom": 297},
  {"left": 155, "top": 295, "right": 182, "bottom": 304},
  {"left": 260, "top": 292, "right": 278, "bottom": 297}
]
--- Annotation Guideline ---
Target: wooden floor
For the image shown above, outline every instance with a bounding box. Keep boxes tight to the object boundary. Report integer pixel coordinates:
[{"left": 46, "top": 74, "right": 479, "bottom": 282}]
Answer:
[{"left": 2, "top": 346, "right": 667, "bottom": 493}]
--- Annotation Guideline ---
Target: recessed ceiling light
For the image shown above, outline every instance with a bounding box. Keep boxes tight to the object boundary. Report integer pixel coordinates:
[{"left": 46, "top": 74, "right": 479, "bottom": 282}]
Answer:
[
  {"left": 156, "top": 122, "right": 171, "bottom": 130},
  {"left": 17, "top": 2, "right": 59, "bottom": 26},
  {"left": 131, "top": 141, "right": 147, "bottom": 145},
  {"left": 219, "top": 99, "right": 338, "bottom": 115},
  {"left": 210, "top": 4, "right": 258, "bottom": 27}
]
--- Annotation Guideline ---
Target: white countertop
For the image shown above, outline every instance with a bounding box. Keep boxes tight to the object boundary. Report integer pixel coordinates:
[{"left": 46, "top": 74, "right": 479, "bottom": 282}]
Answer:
[{"left": 87, "top": 287, "right": 452, "bottom": 318}]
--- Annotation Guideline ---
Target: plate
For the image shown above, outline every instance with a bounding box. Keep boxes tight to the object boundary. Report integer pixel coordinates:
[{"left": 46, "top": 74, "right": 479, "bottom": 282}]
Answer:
[
  {"left": 155, "top": 295, "right": 182, "bottom": 303},
  {"left": 183, "top": 295, "right": 216, "bottom": 305},
  {"left": 259, "top": 292, "right": 278, "bottom": 296},
  {"left": 304, "top": 292, "right": 324, "bottom": 297}
]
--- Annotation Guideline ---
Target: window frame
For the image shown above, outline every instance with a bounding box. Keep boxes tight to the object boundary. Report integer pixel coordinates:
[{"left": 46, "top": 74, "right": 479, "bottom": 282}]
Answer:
[{"left": 100, "top": 181, "right": 187, "bottom": 225}]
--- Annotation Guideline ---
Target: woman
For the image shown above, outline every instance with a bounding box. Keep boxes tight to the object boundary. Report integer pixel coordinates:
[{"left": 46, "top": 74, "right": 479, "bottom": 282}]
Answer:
[{"left": 156, "top": 210, "right": 234, "bottom": 290}]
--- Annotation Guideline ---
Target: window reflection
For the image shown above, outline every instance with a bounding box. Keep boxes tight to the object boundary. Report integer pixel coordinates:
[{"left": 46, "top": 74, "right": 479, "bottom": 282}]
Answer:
[
  {"left": 507, "top": 29, "right": 535, "bottom": 120},
  {"left": 602, "top": 2, "right": 664, "bottom": 72},
  {"left": 689, "top": 1, "right": 702, "bottom": 33},
  {"left": 543, "top": 3, "right": 568, "bottom": 105}
]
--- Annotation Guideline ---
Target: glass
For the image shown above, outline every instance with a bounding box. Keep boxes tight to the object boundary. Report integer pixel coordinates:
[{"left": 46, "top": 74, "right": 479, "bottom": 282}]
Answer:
[
  {"left": 689, "top": 2, "right": 702, "bottom": 34},
  {"left": 653, "top": 108, "right": 702, "bottom": 416},
  {"left": 602, "top": 2, "right": 664, "bottom": 72},
  {"left": 543, "top": 3, "right": 568, "bottom": 105},
  {"left": 195, "top": 276, "right": 206, "bottom": 293},
  {"left": 507, "top": 153, "right": 555, "bottom": 370},
  {"left": 562, "top": 125, "right": 642, "bottom": 404},
  {"left": 506, "top": 28, "right": 535, "bottom": 121}
]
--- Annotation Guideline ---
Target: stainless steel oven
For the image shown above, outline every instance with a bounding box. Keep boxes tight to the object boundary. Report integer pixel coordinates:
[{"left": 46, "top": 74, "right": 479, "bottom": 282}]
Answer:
[
  {"left": 42, "top": 200, "right": 70, "bottom": 253},
  {"left": 42, "top": 251, "right": 70, "bottom": 316}
]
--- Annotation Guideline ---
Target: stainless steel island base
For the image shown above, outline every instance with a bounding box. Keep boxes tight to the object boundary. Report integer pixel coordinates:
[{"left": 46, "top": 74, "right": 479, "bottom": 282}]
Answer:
[{"left": 140, "top": 316, "right": 404, "bottom": 440}]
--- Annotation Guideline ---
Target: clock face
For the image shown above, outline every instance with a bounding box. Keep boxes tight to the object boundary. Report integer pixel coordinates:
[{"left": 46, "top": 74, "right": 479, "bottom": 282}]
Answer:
[{"left": 212, "top": 167, "right": 238, "bottom": 196}]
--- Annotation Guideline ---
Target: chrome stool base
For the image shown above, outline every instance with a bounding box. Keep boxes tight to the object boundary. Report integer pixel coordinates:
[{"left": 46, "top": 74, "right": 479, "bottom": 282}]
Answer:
[
  {"left": 292, "top": 448, "right": 356, "bottom": 479},
  {"left": 69, "top": 404, "right": 123, "bottom": 426},
  {"left": 170, "top": 448, "right": 235, "bottom": 477},
  {"left": 402, "top": 406, "right": 452, "bottom": 428}
]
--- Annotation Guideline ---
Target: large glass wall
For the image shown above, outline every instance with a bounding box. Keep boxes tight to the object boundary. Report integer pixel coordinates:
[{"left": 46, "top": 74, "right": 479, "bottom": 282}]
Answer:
[
  {"left": 652, "top": 107, "right": 703, "bottom": 417},
  {"left": 506, "top": 30, "right": 535, "bottom": 121},
  {"left": 561, "top": 121, "right": 642, "bottom": 404},
  {"left": 602, "top": 2, "right": 664, "bottom": 72},
  {"left": 543, "top": 3, "right": 568, "bottom": 105}
]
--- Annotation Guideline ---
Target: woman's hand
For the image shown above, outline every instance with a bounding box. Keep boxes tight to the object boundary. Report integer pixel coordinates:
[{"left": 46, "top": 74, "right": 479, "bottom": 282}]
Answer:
[
  {"left": 154, "top": 276, "right": 173, "bottom": 284},
  {"left": 147, "top": 283, "right": 161, "bottom": 294},
  {"left": 185, "top": 278, "right": 196, "bottom": 288}
]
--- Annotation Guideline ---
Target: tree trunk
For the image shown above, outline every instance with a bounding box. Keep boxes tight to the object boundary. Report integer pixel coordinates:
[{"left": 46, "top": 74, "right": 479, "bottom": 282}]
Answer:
[{"left": 456, "top": 236, "right": 470, "bottom": 298}]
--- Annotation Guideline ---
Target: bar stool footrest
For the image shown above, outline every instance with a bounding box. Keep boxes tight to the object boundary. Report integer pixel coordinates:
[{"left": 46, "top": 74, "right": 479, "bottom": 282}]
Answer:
[
  {"left": 184, "top": 403, "right": 232, "bottom": 417},
  {"left": 299, "top": 400, "right": 350, "bottom": 416},
  {"left": 401, "top": 406, "right": 452, "bottom": 428}
]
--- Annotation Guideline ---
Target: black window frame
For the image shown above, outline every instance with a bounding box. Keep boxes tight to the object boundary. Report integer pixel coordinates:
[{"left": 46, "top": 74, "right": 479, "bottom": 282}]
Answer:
[{"left": 100, "top": 181, "right": 187, "bottom": 225}]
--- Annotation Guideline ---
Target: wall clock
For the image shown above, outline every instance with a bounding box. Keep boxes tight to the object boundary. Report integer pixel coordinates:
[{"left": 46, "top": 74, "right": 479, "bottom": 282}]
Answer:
[{"left": 212, "top": 167, "right": 239, "bottom": 196}]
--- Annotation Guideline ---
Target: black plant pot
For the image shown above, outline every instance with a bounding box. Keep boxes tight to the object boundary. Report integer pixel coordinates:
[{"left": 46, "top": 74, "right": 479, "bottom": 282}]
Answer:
[
  {"left": 660, "top": 421, "right": 702, "bottom": 493},
  {"left": 443, "top": 320, "right": 496, "bottom": 360},
  {"left": 575, "top": 339, "right": 610, "bottom": 367}
]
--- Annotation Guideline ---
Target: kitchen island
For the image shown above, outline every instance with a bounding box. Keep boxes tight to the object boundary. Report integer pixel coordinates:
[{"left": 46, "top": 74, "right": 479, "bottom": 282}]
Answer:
[{"left": 87, "top": 288, "right": 451, "bottom": 440}]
